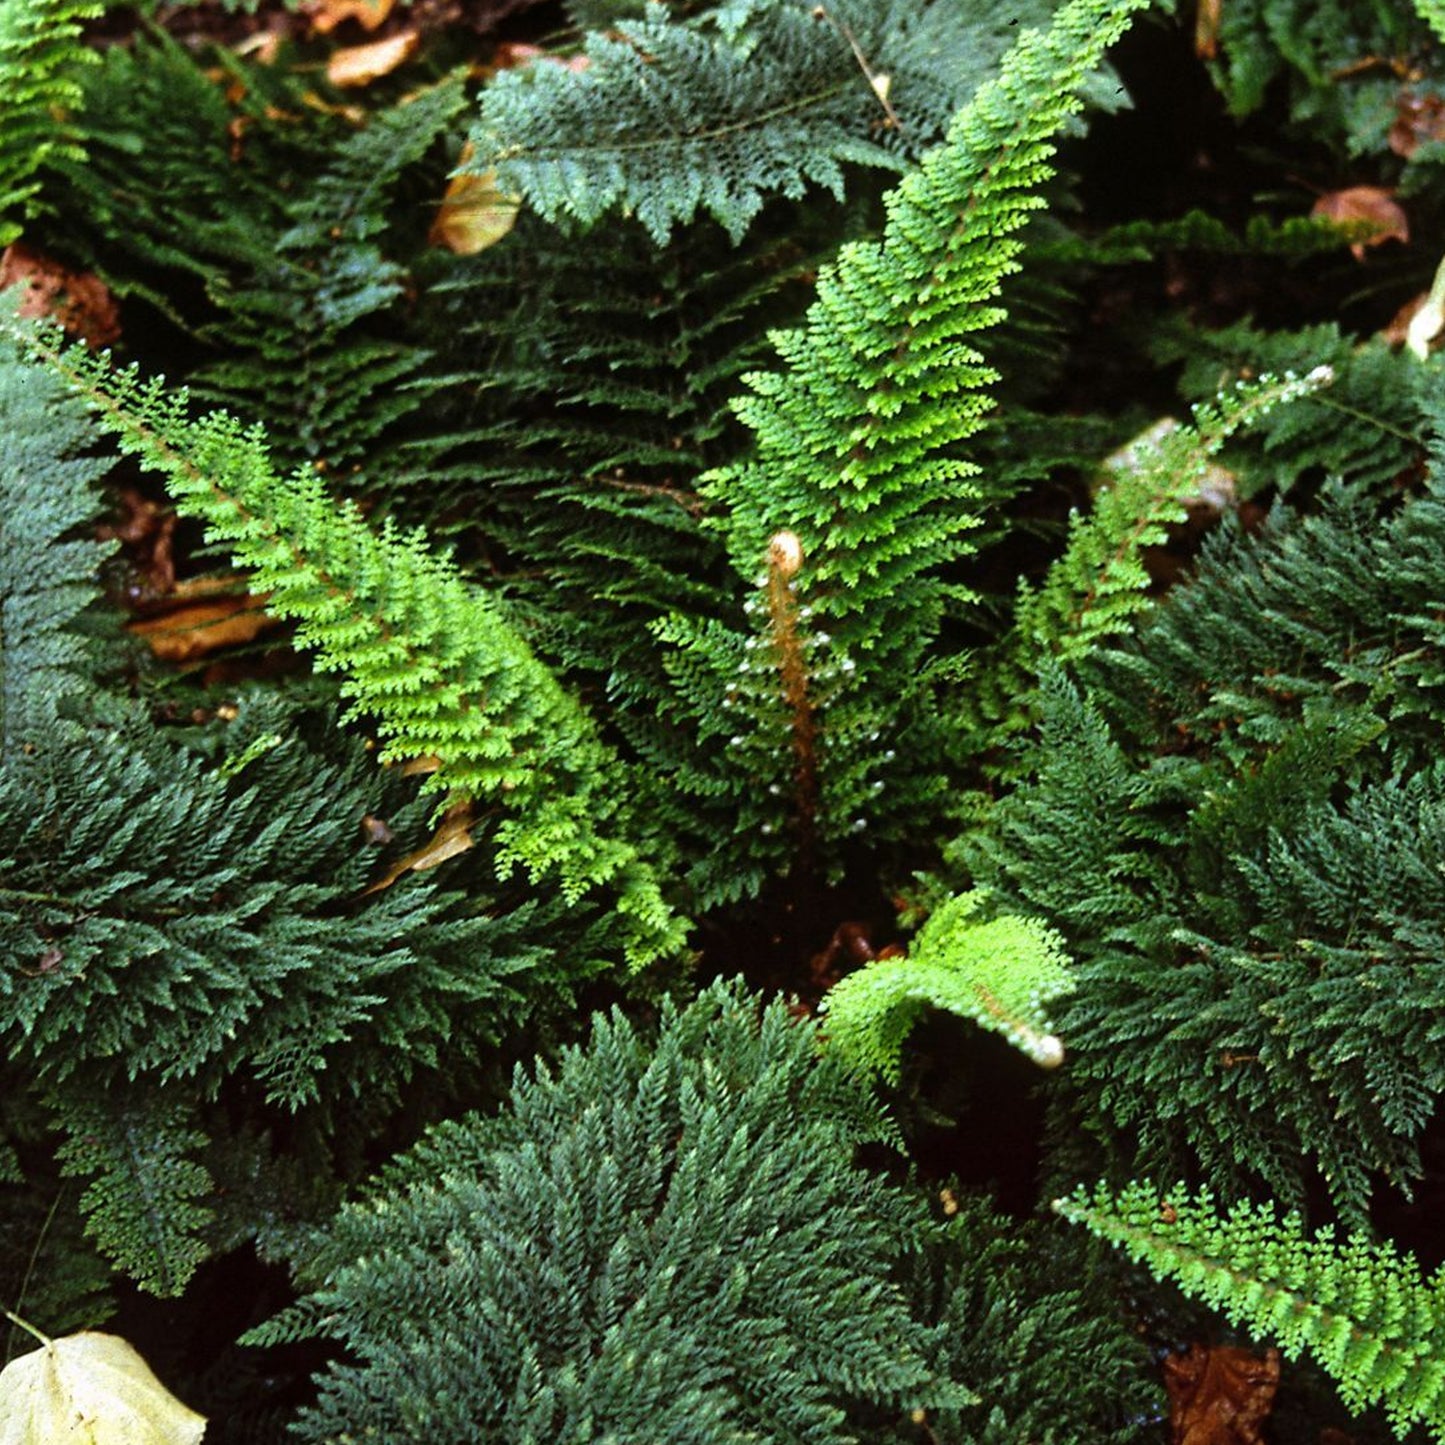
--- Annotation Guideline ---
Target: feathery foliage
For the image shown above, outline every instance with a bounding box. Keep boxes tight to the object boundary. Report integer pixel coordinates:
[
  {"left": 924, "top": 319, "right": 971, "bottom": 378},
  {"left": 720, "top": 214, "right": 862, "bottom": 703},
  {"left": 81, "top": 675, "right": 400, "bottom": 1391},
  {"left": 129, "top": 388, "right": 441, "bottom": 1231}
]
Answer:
[
  {"left": 1056, "top": 1181, "right": 1445, "bottom": 1439},
  {"left": 267, "top": 980, "right": 969, "bottom": 1444},
  {"left": 821, "top": 890, "right": 1073, "bottom": 1081},
  {"left": 8, "top": 329, "right": 686, "bottom": 968},
  {"left": 471, "top": 0, "right": 1055, "bottom": 243},
  {"left": 0, "top": 0, "right": 96, "bottom": 245},
  {"left": 652, "top": 0, "right": 1151, "bottom": 900}
]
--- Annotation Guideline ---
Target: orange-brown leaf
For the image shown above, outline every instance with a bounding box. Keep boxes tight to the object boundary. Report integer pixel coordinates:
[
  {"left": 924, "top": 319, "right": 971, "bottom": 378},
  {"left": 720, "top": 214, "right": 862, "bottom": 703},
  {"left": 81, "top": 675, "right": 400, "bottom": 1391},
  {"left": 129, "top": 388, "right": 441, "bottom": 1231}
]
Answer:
[
  {"left": 364, "top": 802, "right": 475, "bottom": 893},
  {"left": 0, "top": 243, "right": 120, "bottom": 348},
  {"left": 127, "top": 578, "right": 278, "bottom": 663},
  {"left": 305, "top": 0, "right": 394, "bottom": 34},
  {"left": 1164, "top": 1343, "right": 1280, "bottom": 1445},
  {"left": 429, "top": 144, "right": 519, "bottom": 254},
  {"left": 1388, "top": 91, "right": 1445, "bottom": 157},
  {"left": 1310, "top": 186, "right": 1409, "bottom": 260}
]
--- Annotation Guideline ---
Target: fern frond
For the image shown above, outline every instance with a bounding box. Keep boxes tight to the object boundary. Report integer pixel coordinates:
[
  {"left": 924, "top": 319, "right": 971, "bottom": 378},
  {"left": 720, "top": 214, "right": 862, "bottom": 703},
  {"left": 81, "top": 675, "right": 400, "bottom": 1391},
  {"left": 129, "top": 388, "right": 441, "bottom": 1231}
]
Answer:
[
  {"left": 0, "top": 300, "right": 112, "bottom": 752},
  {"left": 1055, "top": 1181, "right": 1445, "bottom": 1439},
  {"left": 472, "top": 0, "right": 1056, "bottom": 243},
  {"left": 53, "top": 1090, "right": 212, "bottom": 1298},
  {"left": 0, "top": 0, "right": 97, "bottom": 245},
  {"left": 821, "top": 890, "right": 1073, "bottom": 1082},
  {"left": 656, "top": 0, "right": 1150, "bottom": 882},
  {"left": 1012, "top": 367, "right": 1334, "bottom": 669},
  {"left": 8, "top": 329, "right": 685, "bottom": 968}
]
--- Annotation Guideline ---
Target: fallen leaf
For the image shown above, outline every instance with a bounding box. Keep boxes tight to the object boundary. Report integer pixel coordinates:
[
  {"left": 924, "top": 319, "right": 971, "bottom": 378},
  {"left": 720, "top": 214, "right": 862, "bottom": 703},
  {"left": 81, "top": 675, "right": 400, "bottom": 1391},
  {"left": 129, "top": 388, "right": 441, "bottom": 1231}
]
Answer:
[
  {"left": 98, "top": 486, "right": 178, "bottom": 601},
  {"left": 1388, "top": 91, "right": 1445, "bottom": 157},
  {"left": 327, "top": 29, "right": 419, "bottom": 87},
  {"left": 1310, "top": 186, "right": 1409, "bottom": 260},
  {"left": 430, "top": 144, "right": 520, "bottom": 255},
  {"left": 1164, "top": 1343, "right": 1280, "bottom": 1445},
  {"left": 305, "top": 0, "right": 394, "bottom": 34},
  {"left": 0, "top": 243, "right": 120, "bottom": 348},
  {"left": 364, "top": 801, "right": 475, "bottom": 893},
  {"left": 127, "top": 577, "right": 278, "bottom": 663},
  {"left": 0, "top": 1327, "right": 205, "bottom": 1445}
]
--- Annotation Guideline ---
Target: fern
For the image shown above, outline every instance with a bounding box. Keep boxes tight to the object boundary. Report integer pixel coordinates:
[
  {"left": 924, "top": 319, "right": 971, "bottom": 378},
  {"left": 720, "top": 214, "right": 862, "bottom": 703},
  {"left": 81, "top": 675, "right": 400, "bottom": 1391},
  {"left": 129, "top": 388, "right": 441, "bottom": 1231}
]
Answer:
[
  {"left": 821, "top": 890, "right": 1073, "bottom": 1082},
  {"left": 1056, "top": 1181, "right": 1445, "bottom": 1439},
  {"left": 472, "top": 0, "right": 1056, "bottom": 243},
  {"left": 7, "top": 329, "right": 686, "bottom": 968},
  {"left": 266, "top": 980, "right": 969, "bottom": 1443},
  {"left": 0, "top": 0, "right": 97, "bottom": 245},
  {"left": 0, "top": 297, "right": 112, "bottom": 751},
  {"left": 52, "top": 1090, "right": 212, "bottom": 1298},
  {"left": 652, "top": 0, "right": 1150, "bottom": 896}
]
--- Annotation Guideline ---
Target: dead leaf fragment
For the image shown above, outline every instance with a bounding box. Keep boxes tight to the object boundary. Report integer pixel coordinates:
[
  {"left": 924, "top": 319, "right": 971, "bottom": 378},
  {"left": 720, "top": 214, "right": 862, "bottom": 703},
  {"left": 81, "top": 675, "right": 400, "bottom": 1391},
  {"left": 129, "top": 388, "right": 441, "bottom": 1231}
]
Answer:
[
  {"left": 365, "top": 801, "right": 475, "bottom": 893},
  {"left": 429, "top": 143, "right": 519, "bottom": 254},
  {"left": 327, "top": 29, "right": 419, "bottom": 86},
  {"left": 99, "top": 486, "right": 178, "bottom": 601},
  {"left": 1388, "top": 91, "right": 1445, "bottom": 157},
  {"left": 1164, "top": 1343, "right": 1280, "bottom": 1445},
  {"left": 1310, "top": 186, "right": 1409, "bottom": 260},
  {"left": 127, "top": 577, "right": 278, "bottom": 663},
  {"left": 0, "top": 243, "right": 120, "bottom": 348},
  {"left": 305, "top": 0, "right": 394, "bottom": 34},
  {"left": 0, "top": 1328, "right": 206, "bottom": 1445}
]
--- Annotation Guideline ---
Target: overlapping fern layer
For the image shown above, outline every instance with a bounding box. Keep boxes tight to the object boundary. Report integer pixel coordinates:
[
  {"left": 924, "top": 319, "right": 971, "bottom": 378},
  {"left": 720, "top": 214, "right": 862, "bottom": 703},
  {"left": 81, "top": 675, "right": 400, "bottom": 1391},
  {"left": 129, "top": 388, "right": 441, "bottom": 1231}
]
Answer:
[
  {"left": 0, "top": 319, "right": 634, "bottom": 1301},
  {"left": 956, "top": 368, "right": 1445, "bottom": 1223}
]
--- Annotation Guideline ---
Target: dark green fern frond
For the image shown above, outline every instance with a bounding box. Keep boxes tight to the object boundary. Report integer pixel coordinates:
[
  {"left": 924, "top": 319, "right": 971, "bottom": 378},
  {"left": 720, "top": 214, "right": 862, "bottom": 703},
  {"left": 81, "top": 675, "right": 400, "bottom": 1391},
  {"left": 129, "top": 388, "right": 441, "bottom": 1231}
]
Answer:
[
  {"left": 0, "top": 298, "right": 112, "bottom": 751},
  {"left": 821, "top": 891, "right": 1073, "bottom": 1082},
  {"left": 13, "top": 334, "right": 685, "bottom": 967},
  {"left": 472, "top": 0, "right": 1055, "bottom": 243},
  {"left": 1056, "top": 1181, "right": 1445, "bottom": 1439},
  {"left": 0, "top": 0, "right": 97, "bottom": 245},
  {"left": 269, "top": 980, "right": 968, "bottom": 1443},
  {"left": 52, "top": 1088, "right": 212, "bottom": 1298}
]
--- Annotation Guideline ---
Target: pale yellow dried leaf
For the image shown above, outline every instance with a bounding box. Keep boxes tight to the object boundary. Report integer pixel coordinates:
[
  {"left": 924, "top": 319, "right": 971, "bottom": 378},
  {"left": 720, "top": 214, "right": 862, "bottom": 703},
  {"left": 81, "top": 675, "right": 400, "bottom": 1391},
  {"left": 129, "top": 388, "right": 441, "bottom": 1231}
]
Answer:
[
  {"left": 429, "top": 147, "right": 519, "bottom": 254},
  {"left": 0, "top": 1332, "right": 205, "bottom": 1445},
  {"left": 327, "top": 30, "right": 419, "bottom": 87},
  {"left": 364, "top": 801, "right": 475, "bottom": 893}
]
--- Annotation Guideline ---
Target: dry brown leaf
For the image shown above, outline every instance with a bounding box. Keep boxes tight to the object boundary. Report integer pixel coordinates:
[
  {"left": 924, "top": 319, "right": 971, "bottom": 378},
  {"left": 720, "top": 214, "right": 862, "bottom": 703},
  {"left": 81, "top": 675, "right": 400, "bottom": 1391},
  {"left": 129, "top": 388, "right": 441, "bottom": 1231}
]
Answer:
[
  {"left": 1194, "top": 0, "right": 1222, "bottom": 58},
  {"left": 1310, "top": 186, "right": 1409, "bottom": 260},
  {"left": 327, "top": 30, "right": 419, "bottom": 86},
  {"left": 127, "top": 577, "right": 278, "bottom": 663},
  {"left": 365, "top": 801, "right": 475, "bottom": 893},
  {"left": 1164, "top": 1343, "right": 1280, "bottom": 1445},
  {"left": 99, "top": 486, "right": 178, "bottom": 601},
  {"left": 0, "top": 1327, "right": 206, "bottom": 1445},
  {"left": 305, "top": 0, "right": 394, "bottom": 34},
  {"left": 0, "top": 243, "right": 120, "bottom": 348},
  {"left": 1388, "top": 91, "right": 1445, "bottom": 157},
  {"left": 429, "top": 143, "right": 519, "bottom": 254}
]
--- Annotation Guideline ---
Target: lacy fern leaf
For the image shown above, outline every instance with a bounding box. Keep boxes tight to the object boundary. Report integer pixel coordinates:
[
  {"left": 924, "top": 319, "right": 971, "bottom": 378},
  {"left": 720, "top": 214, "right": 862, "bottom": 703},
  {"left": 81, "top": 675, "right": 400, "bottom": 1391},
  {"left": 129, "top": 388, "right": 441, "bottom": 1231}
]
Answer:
[
  {"left": 11, "top": 330, "right": 685, "bottom": 968},
  {"left": 1056, "top": 1181, "right": 1445, "bottom": 1439},
  {"left": 821, "top": 890, "right": 1073, "bottom": 1082},
  {"left": 0, "top": 0, "right": 97, "bottom": 244}
]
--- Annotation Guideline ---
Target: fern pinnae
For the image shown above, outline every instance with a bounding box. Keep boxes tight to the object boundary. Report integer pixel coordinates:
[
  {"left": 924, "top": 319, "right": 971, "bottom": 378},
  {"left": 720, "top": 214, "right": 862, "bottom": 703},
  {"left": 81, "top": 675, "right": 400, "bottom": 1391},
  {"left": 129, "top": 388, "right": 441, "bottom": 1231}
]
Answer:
[
  {"left": 1055, "top": 1181, "right": 1445, "bottom": 1438},
  {"left": 11, "top": 325, "right": 685, "bottom": 968},
  {"left": 821, "top": 890, "right": 1073, "bottom": 1082}
]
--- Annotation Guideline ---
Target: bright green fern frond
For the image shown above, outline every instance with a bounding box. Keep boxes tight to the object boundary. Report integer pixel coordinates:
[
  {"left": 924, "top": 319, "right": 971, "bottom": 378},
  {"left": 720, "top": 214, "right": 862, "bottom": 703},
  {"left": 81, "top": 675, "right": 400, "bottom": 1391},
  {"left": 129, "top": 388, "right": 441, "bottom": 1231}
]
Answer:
[
  {"left": 11, "top": 331, "right": 685, "bottom": 968},
  {"left": 1012, "top": 366, "right": 1334, "bottom": 669},
  {"left": 654, "top": 0, "right": 1150, "bottom": 885},
  {"left": 821, "top": 890, "right": 1073, "bottom": 1082},
  {"left": 0, "top": 0, "right": 97, "bottom": 245},
  {"left": 1055, "top": 1181, "right": 1445, "bottom": 1440}
]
